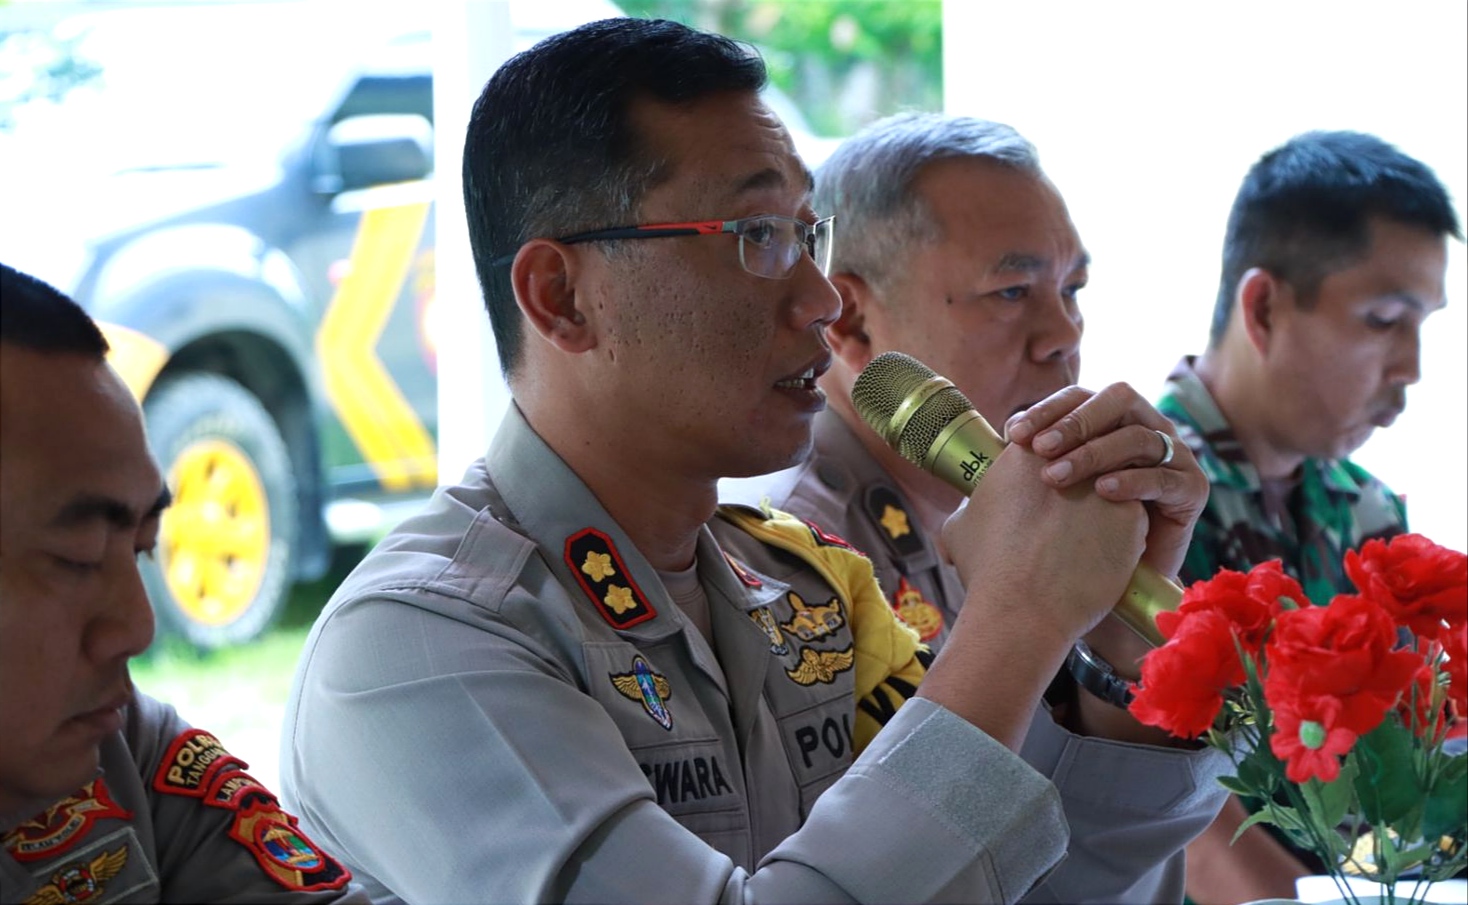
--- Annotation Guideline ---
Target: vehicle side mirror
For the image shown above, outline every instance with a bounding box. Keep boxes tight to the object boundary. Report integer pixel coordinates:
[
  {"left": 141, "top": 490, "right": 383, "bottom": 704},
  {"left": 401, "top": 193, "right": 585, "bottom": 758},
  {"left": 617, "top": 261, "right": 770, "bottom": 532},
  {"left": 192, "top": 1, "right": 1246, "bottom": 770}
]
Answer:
[{"left": 314, "top": 114, "right": 433, "bottom": 193}]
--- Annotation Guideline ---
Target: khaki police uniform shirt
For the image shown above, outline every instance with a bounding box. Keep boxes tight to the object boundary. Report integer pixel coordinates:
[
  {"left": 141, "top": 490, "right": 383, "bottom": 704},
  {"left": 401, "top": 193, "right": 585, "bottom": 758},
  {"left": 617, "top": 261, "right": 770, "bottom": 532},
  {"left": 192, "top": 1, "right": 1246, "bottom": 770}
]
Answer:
[
  {"left": 280, "top": 406, "right": 1076, "bottom": 904},
  {"left": 732, "top": 408, "right": 1233, "bottom": 904},
  {"left": 0, "top": 693, "right": 362, "bottom": 905}
]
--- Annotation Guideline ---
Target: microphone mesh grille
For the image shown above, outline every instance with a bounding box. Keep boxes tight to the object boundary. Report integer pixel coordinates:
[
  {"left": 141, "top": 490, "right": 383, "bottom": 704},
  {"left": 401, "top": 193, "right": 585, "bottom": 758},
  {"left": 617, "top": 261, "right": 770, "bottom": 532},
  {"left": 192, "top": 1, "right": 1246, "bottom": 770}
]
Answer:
[
  {"left": 851, "top": 352, "right": 937, "bottom": 435},
  {"left": 897, "top": 386, "right": 975, "bottom": 464},
  {"left": 852, "top": 352, "right": 983, "bottom": 468}
]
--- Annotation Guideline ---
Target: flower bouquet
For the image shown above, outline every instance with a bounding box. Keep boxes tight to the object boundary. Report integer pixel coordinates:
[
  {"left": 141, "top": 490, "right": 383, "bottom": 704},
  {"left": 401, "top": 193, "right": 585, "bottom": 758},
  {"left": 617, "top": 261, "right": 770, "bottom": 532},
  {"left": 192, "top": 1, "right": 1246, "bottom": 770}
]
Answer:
[{"left": 1128, "top": 533, "right": 1468, "bottom": 905}]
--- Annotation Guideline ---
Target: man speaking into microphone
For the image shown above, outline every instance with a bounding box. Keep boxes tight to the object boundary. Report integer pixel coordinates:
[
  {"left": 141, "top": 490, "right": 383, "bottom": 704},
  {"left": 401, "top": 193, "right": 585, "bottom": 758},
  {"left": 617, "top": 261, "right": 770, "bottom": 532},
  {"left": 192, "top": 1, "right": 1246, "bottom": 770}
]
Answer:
[
  {"left": 732, "top": 113, "right": 1231, "bottom": 903},
  {"left": 285, "top": 26, "right": 1226, "bottom": 901}
]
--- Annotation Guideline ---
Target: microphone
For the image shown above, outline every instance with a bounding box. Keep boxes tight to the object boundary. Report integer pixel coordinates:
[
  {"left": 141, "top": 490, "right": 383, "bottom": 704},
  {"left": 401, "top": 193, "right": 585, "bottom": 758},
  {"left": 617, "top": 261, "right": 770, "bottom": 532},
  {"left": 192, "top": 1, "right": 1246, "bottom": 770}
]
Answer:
[{"left": 851, "top": 351, "right": 1180, "bottom": 647}]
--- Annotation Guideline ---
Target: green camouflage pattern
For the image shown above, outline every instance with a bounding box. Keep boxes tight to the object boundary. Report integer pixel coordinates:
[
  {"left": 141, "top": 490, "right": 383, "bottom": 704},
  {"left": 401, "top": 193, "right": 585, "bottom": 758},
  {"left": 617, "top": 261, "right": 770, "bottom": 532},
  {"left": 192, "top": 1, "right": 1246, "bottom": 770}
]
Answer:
[{"left": 1158, "top": 357, "right": 1407, "bottom": 606}]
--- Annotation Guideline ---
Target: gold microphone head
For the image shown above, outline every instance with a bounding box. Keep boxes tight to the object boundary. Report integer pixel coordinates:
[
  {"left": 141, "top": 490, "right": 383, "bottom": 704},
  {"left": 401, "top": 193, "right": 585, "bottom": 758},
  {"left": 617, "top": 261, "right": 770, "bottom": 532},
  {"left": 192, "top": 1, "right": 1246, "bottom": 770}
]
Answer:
[
  {"left": 852, "top": 352, "right": 984, "bottom": 467},
  {"left": 852, "top": 353, "right": 1179, "bottom": 646}
]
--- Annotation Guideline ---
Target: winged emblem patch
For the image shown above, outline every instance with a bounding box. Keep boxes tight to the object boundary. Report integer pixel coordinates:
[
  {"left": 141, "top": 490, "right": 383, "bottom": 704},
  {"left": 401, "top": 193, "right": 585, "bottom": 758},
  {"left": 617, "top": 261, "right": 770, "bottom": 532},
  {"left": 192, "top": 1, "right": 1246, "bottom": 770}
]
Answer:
[{"left": 610, "top": 655, "right": 674, "bottom": 730}]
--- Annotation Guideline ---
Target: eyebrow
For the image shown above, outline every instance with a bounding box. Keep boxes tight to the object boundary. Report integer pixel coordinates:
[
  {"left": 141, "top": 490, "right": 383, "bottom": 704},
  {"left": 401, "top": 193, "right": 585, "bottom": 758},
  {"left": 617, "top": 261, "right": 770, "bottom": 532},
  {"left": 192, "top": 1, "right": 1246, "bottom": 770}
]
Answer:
[
  {"left": 993, "top": 251, "right": 1093, "bottom": 275},
  {"left": 732, "top": 162, "right": 816, "bottom": 198},
  {"left": 1389, "top": 291, "right": 1441, "bottom": 312},
  {"left": 52, "top": 486, "right": 173, "bottom": 531}
]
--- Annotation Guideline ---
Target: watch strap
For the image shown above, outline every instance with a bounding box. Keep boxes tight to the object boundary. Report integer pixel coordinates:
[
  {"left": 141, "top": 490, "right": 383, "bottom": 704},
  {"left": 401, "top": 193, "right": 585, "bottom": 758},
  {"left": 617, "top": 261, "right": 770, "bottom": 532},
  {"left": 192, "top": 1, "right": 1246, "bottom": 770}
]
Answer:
[{"left": 1066, "top": 640, "right": 1137, "bottom": 708}]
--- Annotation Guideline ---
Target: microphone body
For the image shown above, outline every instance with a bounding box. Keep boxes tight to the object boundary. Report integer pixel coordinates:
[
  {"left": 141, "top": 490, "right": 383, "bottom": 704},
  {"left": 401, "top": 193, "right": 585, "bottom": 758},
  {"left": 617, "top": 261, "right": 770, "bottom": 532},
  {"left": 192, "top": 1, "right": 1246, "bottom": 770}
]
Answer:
[{"left": 852, "top": 351, "right": 1181, "bottom": 647}]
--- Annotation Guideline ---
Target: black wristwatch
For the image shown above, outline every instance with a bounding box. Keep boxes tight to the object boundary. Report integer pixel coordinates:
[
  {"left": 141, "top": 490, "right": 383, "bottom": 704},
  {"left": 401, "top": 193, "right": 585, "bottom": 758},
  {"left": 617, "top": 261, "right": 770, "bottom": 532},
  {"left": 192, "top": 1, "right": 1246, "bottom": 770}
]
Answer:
[{"left": 1066, "top": 640, "right": 1137, "bottom": 708}]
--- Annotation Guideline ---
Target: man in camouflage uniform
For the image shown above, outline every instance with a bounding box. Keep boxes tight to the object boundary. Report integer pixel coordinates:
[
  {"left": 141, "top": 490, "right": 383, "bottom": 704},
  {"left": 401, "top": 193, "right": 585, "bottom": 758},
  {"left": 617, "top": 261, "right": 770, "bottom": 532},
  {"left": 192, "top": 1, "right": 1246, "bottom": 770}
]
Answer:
[
  {"left": 0, "top": 262, "right": 363, "bottom": 904},
  {"left": 734, "top": 112, "right": 1233, "bottom": 904},
  {"left": 1157, "top": 131, "right": 1459, "bottom": 904}
]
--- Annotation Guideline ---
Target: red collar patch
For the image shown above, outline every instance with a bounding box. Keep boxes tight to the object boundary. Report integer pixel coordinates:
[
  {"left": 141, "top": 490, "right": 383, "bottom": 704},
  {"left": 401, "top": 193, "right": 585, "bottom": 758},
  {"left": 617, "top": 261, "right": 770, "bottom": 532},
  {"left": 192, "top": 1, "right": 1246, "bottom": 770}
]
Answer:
[
  {"left": 803, "top": 518, "right": 856, "bottom": 552},
  {"left": 2, "top": 779, "right": 131, "bottom": 864},
  {"left": 564, "top": 527, "right": 657, "bottom": 629},
  {"left": 722, "top": 551, "right": 763, "bottom": 589}
]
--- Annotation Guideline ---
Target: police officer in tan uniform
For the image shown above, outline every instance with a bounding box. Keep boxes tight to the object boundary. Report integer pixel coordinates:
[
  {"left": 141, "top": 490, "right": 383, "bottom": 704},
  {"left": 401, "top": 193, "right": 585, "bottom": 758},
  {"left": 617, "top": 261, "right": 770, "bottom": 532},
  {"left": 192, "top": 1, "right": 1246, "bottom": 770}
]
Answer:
[
  {"left": 0, "top": 263, "right": 362, "bottom": 904},
  {"left": 736, "top": 113, "right": 1229, "bottom": 903},
  {"left": 281, "top": 20, "right": 1225, "bottom": 904}
]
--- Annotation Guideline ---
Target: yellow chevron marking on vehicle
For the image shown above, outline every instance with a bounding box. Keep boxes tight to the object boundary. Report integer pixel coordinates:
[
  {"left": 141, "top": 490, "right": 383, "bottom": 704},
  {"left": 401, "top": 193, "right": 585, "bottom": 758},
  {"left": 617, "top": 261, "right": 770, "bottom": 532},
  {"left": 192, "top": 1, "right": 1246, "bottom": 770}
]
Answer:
[
  {"left": 316, "top": 202, "right": 437, "bottom": 492},
  {"left": 98, "top": 321, "right": 169, "bottom": 401}
]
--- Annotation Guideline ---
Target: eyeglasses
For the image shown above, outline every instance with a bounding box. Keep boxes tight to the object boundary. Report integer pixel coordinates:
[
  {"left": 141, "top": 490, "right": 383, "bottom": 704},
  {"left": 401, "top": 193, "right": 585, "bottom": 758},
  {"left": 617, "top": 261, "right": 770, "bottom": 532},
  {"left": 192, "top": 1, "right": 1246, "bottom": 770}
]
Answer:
[{"left": 493, "top": 214, "right": 834, "bottom": 280}]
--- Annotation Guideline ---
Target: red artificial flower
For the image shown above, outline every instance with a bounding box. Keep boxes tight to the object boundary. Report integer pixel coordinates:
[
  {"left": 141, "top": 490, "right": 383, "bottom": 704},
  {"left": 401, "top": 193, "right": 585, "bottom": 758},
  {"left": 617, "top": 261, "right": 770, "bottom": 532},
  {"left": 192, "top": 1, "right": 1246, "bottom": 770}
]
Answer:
[
  {"left": 1345, "top": 534, "right": 1467, "bottom": 640},
  {"left": 1158, "top": 561, "right": 1300, "bottom": 653},
  {"left": 1265, "top": 594, "right": 1421, "bottom": 738},
  {"left": 1129, "top": 610, "right": 1243, "bottom": 737},
  {"left": 1395, "top": 658, "right": 1449, "bottom": 742},
  {"left": 1271, "top": 694, "right": 1358, "bottom": 783},
  {"left": 1444, "top": 619, "right": 1468, "bottom": 717}
]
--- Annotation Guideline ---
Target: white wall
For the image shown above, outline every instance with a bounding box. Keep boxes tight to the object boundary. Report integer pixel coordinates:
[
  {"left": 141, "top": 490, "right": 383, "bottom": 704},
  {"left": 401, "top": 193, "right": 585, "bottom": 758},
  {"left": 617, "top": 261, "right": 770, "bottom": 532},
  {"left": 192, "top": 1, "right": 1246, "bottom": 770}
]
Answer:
[{"left": 944, "top": 0, "right": 1467, "bottom": 553}]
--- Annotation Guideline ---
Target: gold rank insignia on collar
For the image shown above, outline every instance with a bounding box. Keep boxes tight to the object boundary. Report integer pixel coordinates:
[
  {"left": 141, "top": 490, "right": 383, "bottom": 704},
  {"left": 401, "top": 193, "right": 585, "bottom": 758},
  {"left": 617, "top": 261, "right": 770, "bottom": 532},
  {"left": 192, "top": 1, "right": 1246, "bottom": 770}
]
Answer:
[
  {"left": 864, "top": 485, "right": 925, "bottom": 559},
  {"left": 565, "top": 527, "right": 658, "bottom": 629},
  {"left": 610, "top": 655, "right": 674, "bottom": 730}
]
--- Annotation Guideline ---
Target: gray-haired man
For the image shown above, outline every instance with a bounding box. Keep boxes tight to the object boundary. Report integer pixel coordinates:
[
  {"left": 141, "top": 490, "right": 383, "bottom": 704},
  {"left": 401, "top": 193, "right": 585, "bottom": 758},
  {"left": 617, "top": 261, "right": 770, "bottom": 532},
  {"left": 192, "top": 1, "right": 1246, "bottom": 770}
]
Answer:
[{"left": 738, "top": 112, "right": 1229, "bottom": 903}]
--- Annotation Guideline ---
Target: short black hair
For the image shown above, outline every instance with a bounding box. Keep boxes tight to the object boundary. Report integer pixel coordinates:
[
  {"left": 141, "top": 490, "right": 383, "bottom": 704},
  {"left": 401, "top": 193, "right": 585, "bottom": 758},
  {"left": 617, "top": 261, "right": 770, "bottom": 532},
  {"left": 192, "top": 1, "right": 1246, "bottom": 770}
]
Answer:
[
  {"left": 0, "top": 262, "right": 108, "bottom": 358},
  {"left": 462, "top": 17, "right": 767, "bottom": 378},
  {"left": 1209, "top": 130, "right": 1460, "bottom": 347}
]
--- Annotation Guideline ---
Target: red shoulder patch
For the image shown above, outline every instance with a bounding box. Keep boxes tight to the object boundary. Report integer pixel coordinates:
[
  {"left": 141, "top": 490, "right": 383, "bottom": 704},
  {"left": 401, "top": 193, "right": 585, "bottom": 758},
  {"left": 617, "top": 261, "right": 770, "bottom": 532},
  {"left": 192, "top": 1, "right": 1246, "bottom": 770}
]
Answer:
[
  {"left": 203, "top": 769, "right": 279, "bottom": 811},
  {"left": 229, "top": 800, "right": 352, "bottom": 892},
  {"left": 152, "top": 729, "right": 246, "bottom": 798},
  {"left": 1, "top": 778, "right": 132, "bottom": 863},
  {"left": 564, "top": 527, "right": 658, "bottom": 629}
]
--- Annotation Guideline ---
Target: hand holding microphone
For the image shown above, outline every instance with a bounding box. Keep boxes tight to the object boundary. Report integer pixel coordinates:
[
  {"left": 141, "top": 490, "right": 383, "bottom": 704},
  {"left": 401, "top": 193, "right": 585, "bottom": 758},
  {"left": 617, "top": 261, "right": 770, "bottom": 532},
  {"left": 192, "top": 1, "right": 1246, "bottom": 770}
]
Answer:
[{"left": 851, "top": 351, "right": 1190, "bottom": 647}]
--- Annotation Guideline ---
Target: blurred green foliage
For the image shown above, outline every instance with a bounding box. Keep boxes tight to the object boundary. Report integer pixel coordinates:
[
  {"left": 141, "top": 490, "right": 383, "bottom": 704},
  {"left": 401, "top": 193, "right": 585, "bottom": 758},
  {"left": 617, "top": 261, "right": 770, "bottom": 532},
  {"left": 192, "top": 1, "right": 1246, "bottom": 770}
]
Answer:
[
  {"left": 0, "top": 2, "right": 102, "bottom": 131},
  {"left": 618, "top": 0, "right": 942, "bottom": 136}
]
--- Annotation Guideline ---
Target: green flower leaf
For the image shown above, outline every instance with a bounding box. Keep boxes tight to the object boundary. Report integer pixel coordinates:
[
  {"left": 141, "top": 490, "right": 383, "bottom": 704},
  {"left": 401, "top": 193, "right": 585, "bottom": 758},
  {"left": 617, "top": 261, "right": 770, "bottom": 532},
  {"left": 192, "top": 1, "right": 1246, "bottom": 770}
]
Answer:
[
  {"left": 1303, "top": 757, "right": 1359, "bottom": 832},
  {"left": 1353, "top": 720, "right": 1423, "bottom": 826},
  {"left": 1424, "top": 766, "right": 1468, "bottom": 843},
  {"left": 1232, "top": 805, "right": 1280, "bottom": 842}
]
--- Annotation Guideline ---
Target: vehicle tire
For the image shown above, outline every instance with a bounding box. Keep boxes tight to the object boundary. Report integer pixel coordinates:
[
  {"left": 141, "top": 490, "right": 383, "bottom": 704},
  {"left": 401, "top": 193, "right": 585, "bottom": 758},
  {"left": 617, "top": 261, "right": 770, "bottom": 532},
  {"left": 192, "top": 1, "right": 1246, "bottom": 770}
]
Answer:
[{"left": 141, "top": 373, "right": 297, "bottom": 649}]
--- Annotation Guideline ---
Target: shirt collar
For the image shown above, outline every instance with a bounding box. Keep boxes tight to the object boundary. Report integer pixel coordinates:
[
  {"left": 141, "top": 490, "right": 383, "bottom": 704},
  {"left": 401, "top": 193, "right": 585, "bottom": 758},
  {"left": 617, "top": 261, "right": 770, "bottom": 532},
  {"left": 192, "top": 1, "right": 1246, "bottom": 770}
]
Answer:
[{"left": 1161, "top": 356, "right": 1361, "bottom": 500}]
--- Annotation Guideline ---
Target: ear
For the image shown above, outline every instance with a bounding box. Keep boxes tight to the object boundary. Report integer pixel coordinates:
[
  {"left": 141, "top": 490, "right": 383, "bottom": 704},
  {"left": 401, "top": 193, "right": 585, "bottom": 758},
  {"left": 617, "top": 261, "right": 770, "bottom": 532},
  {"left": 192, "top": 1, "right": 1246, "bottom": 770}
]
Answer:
[
  {"left": 824, "top": 271, "right": 877, "bottom": 371},
  {"left": 1236, "top": 267, "right": 1285, "bottom": 356},
  {"left": 510, "top": 239, "right": 595, "bottom": 354}
]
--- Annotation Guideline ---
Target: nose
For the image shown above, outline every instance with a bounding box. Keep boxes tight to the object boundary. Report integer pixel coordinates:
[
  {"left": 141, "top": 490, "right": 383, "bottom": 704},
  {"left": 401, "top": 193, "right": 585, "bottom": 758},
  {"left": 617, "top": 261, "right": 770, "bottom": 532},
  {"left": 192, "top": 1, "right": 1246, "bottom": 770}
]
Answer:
[
  {"left": 788, "top": 256, "right": 843, "bottom": 332},
  {"left": 1029, "top": 288, "right": 1084, "bottom": 364},
  {"left": 85, "top": 555, "right": 157, "bottom": 664},
  {"left": 1387, "top": 327, "right": 1423, "bottom": 386}
]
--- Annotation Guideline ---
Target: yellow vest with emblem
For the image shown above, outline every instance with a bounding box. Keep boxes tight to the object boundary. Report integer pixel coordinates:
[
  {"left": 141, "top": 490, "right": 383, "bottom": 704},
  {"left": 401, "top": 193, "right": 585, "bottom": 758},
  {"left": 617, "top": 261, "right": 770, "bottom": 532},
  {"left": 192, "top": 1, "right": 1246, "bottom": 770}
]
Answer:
[{"left": 717, "top": 504, "right": 928, "bottom": 752}]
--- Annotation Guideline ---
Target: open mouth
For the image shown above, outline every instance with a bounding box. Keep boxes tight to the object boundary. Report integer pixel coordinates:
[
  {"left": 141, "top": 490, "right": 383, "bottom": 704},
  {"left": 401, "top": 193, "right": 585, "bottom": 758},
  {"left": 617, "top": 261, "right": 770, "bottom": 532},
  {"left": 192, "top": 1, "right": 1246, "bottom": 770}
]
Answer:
[
  {"left": 774, "top": 353, "right": 832, "bottom": 391},
  {"left": 775, "top": 365, "right": 819, "bottom": 390}
]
